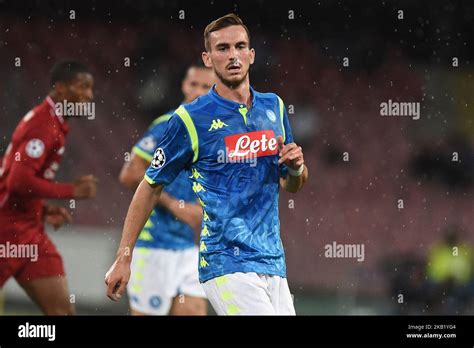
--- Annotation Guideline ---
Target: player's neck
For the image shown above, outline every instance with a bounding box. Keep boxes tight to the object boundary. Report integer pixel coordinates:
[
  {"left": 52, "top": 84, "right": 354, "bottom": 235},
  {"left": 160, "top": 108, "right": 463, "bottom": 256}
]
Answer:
[
  {"left": 215, "top": 79, "right": 251, "bottom": 109},
  {"left": 47, "top": 91, "right": 69, "bottom": 123},
  {"left": 48, "top": 91, "right": 60, "bottom": 104}
]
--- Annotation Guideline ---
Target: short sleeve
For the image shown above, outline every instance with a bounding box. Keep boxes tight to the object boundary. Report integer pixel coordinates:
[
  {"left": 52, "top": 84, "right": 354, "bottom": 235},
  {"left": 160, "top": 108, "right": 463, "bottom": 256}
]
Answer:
[
  {"left": 132, "top": 116, "right": 170, "bottom": 162},
  {"left": 144, "top": 114, "right": 194, "bottom": 186},
  {"left": 17, "top": 129, "right": 55, "bottom": 172}
]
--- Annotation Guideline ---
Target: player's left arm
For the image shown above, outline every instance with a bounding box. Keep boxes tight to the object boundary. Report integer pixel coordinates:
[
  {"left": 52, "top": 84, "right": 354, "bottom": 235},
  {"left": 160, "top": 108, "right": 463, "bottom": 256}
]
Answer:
[
  {"left": 278, "top": 136, "right": 308, "bottom": 193},
  {"left": 119, "top": 125, "right": 163, "bottom": 190},
  {"left": 153, "top": 192, "right": 202, "bottom": 233},
  {"left": 277, "top": 97, "right": 308, "bottom": 193},
  {"left": 118, "top": 152, "right": 149, "bottom": 190}
]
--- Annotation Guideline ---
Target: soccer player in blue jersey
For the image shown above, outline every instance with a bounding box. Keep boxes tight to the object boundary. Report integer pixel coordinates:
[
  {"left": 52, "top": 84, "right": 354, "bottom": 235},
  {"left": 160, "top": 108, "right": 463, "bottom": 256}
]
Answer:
[
  {"left": 118, "top": 65, "right": 216, "bottom": 315},
  {"left": 106, "top": 13, "right": 308, "bottom": 315}
]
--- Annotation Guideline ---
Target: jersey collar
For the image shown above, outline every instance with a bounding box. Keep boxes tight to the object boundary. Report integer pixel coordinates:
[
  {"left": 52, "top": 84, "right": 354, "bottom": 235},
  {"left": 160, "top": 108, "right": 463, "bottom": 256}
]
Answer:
[{"left": 208, "top": 84, "right": 257, "bottom": 111}]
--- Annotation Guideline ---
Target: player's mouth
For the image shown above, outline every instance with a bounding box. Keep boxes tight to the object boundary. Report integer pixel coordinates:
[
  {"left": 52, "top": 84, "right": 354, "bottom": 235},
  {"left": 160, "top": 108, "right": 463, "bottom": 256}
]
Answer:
[
  {"left": 227, "top": 65, "right": 242, "bottom": 74},
  {"left": 227, "top": 59, "right": 242, "bottom": 74}
]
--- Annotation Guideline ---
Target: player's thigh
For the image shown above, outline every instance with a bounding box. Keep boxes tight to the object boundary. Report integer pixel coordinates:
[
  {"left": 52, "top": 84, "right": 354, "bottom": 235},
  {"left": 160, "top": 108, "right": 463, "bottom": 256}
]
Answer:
[
  {"left": 16, "top": 232, "right": 73, "bottom": 315},
  {"left": 0, "top": 255, "right": 24, "bottom": 288},
  {"left": 267, "top": 276, "right": 296, "bottom": 315},
  {"left": 0, "top": 225, "right": 38, "bottom": 288},
  {"left": 19, "top": 276, "right": 74, "bottom": 315},
  {"left": 202, "top": 272, "right": 275, "bottom": 315},
  {"left": 170, "top": 246, "right": 207, "bottom": 315},
  {"left": 129, "top": 308, "right": 149, "bottom": 316},
  {"left": 169, "top": 295, "right": 207, "bottom": 315},
  {"left": 127, "top": 248, "right": 176, "bottom": 315}
]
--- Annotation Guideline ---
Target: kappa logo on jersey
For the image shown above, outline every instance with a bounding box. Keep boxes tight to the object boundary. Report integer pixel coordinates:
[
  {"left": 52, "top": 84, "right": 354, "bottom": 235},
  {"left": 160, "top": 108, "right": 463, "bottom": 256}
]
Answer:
[
  {"left": 25, "top": 139, "right": 45, "bottom": 158},
  {"left": 208, "top": 119, "right": 228, "bottom": 131},
  {"left": 225, "top": 130, "right": 278, "bottom": 159},
  {"left": 151, "top": 148, "right": 166, "bottom": 168}
]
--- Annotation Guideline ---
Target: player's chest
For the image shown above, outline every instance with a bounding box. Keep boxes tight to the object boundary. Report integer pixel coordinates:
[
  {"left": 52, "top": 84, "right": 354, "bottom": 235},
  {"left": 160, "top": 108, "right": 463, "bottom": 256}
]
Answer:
[{"left": 198, "top": 107, "right": 283, "bottom": 161}]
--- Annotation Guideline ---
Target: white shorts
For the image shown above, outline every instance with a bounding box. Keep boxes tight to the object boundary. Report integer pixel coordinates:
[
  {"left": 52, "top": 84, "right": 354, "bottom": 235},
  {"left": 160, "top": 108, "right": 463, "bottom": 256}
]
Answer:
[
  {"left": 127, "top": 246, "right": 206, "bottom": 315},
  {"left": 202, "top": 272, "right": 296, "bottom": 315}
]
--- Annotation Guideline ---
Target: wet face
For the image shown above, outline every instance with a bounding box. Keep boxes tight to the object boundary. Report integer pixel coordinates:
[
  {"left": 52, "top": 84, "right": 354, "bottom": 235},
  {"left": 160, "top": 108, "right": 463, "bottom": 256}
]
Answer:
[
  {"left": 182, "top": 67, "right": 216, "bottom": 103},
  {"left": 202, "top": 25, "right": 255, "bottom": 89},
  {"left": 58, "top": 72, "right": 94, "bottom": 103}
]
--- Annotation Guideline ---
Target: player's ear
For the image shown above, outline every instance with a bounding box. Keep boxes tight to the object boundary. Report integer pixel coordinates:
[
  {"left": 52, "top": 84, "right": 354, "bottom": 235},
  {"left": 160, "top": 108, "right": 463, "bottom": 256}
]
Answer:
[
  {"left": 54, "top": 81, "right": 67, "bottom": 98},
  {"left": 249, "top": 48, "right": 255, "bottom": 65},
  {"left": 181, "top": 78, "right": 187, "bottom": 96},
  {"left": 202, "top": 51, "right": 212, "bottom": 68}
]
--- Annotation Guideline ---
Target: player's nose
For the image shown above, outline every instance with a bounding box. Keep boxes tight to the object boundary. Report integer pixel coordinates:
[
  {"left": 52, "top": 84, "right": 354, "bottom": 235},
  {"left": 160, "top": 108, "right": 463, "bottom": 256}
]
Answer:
[{"left": 228, "top": 47, "right": 238, "bottom": 60}]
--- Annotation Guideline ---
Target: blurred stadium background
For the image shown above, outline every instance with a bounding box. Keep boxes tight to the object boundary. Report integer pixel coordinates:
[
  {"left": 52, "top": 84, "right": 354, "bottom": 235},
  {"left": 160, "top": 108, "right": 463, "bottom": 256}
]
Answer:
[{"left": 0, "top": 0, "right": 473, "bottom": 315}]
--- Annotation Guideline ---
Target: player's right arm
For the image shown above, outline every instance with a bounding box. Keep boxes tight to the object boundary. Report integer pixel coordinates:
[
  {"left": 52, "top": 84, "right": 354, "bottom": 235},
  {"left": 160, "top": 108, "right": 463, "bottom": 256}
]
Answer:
[
  {"left": 119, "top": 117, "right": 202, "bottom": 231},
  {"left": 105, "top": 111, "right": 196, "bottom": 301},
  {"left": 105, "top": 179, "right": 163, "bottom": 301},
  {"left": 119, "top": 152, "right": 202, "bottom": 232},
  {"left": 276, "top": 96, "right": 308, "bottom": 193},
  {"left": 119, "top": 120, "right": 163, "bottom": 190},
  {"left": 6, "top": 131, "right": 97, "bottom": 199}
]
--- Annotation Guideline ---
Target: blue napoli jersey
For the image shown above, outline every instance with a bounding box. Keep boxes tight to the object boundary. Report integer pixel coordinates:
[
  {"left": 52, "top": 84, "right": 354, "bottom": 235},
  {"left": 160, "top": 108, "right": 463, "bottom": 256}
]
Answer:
[
  {"left": 133, "top": 112, "right": 197, "bottom": 250},
  {"left": 145, "top": 86, "right": 294, "bottom": 282}
]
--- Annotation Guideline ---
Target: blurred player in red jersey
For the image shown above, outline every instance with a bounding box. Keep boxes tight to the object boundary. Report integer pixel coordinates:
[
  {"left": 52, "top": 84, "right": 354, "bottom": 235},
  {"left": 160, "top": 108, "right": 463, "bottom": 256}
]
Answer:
[{"left": 0, "top": 61, "right": 98, "bottom": 315}]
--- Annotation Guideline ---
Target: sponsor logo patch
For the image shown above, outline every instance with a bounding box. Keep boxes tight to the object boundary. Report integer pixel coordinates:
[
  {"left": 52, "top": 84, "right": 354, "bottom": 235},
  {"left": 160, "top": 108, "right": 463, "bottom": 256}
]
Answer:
[{"left": 224, "top": 130, "right": 278, "bottom": 159}]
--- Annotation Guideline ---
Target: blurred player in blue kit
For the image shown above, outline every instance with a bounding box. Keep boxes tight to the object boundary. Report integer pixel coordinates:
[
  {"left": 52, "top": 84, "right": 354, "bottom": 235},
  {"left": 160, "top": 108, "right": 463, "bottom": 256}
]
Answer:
[{"left": 118, "top": 65, "right": 215, "bottom": 315}]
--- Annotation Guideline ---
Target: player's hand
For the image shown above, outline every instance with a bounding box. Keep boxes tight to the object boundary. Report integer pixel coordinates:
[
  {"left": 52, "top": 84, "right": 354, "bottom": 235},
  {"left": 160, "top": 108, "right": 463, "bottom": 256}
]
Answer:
[
  {"left": 105, "top": 258, "right": 131, "bottom": 302},
  {"left": 277, "top": 136, "right": 305, "bottom": 170},
  {"left": 73, "top": 174, "right": 98, "bottom": 199},
  {"left": 43, "top": 205, "right": 72, "bottom": 230}
]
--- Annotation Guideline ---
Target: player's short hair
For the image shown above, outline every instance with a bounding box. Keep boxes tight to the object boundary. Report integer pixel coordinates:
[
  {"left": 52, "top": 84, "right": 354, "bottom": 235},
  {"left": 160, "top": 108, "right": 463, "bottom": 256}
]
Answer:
[
  {"left": 204, "top": 13, "right": 250, "bottom": 52},
  {"left": 184, "top": 63, "right": 212, "bottom": 77},
  {"left": 188, "top": 64, "right": 212, "bottom": 72},
  {"left": 50, "top": 60, "right": 90, "bottom": 87}
]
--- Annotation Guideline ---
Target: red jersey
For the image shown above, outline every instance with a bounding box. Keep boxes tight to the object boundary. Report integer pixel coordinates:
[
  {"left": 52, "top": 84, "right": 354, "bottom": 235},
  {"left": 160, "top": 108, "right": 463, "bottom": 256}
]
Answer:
[{"left": 0, "top": 96, "right": 74, "bottom": 227}]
